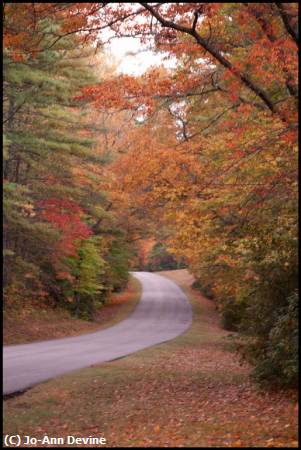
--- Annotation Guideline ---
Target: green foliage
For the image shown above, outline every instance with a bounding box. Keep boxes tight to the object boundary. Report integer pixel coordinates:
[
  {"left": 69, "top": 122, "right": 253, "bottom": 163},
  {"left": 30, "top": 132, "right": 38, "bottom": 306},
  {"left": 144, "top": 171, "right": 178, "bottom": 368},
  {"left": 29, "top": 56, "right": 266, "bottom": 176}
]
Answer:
[
  {"left": 220, "top": 295, "right": 248, "bottom": 332},
  {"left": 106, "top": 237, "right": 131, "bottom": 292},
  {"left": 242, "top": 290, "right": 298, "bottom": 387},
  {"left": 3, "top": 15, "right": 131, "bottom": 316},
  {"left": 210, "top": 210, "right": 298, "bottom": 386},
  {"left": 267, "top": 290, "right": 298, "bottom": 385},
  {"left": 147, "top": 242, "right": 185, "bottom": 272},
  {"left": 74, "top": 238, "right": 106, "bottom": 297},
  {"left": 62, "top": 237, "right": 107, "bottom": 320}
]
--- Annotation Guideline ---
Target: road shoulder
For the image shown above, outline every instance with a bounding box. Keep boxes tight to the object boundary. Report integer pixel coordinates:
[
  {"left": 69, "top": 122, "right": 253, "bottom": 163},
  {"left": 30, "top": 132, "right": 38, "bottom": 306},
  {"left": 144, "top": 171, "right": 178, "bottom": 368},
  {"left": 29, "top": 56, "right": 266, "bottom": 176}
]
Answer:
[
  {"left": 4, "top": 275, "right": 141, "bottom": 345},
  {"left": 4, "top": 269, "right": 298, "bottom": 447}
]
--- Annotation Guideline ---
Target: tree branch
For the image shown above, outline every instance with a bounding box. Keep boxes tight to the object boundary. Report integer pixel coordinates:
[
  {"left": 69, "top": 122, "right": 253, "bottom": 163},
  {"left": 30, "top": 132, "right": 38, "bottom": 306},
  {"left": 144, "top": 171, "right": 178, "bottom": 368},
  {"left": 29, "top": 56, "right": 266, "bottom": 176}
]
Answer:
[
  {"left": 192, "top": 10, "right": 199, "bottom": 32},
  {"left": 140, "top": 2, "right": 276, "bottom": 114},
  {"left": 275, "top": 3, "right": 299, "bottom": 45}
]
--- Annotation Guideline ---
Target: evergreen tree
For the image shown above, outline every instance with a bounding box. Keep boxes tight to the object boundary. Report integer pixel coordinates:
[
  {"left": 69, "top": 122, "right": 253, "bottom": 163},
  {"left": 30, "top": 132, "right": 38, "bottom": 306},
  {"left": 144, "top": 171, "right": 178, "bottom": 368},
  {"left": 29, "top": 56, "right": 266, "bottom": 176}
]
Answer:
[{"left": 3, "top": 15, "right": 130, "bottom": 315}]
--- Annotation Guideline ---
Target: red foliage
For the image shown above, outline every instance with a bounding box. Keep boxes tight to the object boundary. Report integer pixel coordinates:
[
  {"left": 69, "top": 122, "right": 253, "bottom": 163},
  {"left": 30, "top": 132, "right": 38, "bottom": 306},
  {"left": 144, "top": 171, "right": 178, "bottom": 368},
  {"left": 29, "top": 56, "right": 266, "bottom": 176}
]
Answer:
[{"left": 39, "top": 198, "right": 91, "bottom": 257}]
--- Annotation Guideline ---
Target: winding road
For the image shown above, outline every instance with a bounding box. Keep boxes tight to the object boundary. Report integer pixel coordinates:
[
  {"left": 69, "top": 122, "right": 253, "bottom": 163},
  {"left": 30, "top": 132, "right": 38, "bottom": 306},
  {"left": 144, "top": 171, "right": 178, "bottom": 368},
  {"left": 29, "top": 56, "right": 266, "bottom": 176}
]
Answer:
[{"left": 3, "top": 272, "right": 192, "bottom": 395}]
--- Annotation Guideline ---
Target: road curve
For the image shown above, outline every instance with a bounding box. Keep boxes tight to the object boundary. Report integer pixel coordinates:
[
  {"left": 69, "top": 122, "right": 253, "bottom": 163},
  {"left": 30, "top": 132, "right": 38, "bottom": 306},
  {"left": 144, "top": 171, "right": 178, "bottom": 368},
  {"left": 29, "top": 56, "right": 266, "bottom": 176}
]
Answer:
[{"left": 3, "top": 272, "right": 192, "bottom": 395}]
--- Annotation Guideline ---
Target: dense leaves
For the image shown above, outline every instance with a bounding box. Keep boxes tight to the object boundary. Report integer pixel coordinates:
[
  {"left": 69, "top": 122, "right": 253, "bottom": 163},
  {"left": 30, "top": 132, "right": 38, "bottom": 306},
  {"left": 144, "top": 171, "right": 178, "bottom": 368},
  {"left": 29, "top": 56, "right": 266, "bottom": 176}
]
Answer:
[
  {"left": 3, "top": 8, "right": 131, "bottom": 319},
  {"left": 3, "top": 3, "right": 298, "bottom": 385},
  {"left": 146, "top": 242, "right": 186, "bottom": 272},
  {"left": 91, "top": 3, "right": 297, "bottom": 386}
]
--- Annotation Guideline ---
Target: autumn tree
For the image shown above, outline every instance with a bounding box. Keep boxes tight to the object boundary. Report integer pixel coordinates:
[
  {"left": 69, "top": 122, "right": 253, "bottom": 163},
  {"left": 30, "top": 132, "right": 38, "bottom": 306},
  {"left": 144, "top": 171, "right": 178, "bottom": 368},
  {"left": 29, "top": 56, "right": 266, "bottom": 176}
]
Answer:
[
  {"left": 83, "top": 2, "right": 298, "bottom": 385},
  {"left": 3, "top": 6, "right": 132, "bottom": 318},
  {"left": 3, "top": 2, "right": 298, "bottom": 383}
]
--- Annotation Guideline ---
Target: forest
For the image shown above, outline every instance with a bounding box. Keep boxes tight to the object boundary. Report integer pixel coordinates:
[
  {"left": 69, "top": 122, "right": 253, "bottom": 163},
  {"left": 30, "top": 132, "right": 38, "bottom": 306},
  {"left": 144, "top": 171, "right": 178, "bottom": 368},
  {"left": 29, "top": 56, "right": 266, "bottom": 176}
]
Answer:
[{"left": 3, "top": 1, "right": 298, "bottom": 395}]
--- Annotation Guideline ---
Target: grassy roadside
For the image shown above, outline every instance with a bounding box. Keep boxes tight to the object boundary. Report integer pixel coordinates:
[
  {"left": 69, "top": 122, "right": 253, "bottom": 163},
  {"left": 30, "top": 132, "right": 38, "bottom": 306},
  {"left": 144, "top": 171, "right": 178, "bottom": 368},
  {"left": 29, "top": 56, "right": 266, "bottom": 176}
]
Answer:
[
  {"left": 3, "top": 270, "right": 298, "bottom": 447},
  {"left": 3, "top": 275, "right": 141, "bottom": 345}
]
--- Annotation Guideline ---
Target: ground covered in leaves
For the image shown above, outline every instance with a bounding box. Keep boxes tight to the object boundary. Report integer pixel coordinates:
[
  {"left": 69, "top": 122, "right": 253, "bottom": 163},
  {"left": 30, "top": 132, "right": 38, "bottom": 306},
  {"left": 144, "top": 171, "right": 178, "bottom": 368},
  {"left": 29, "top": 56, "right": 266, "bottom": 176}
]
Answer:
[
  {"left": 3, "top": 276, "right": 141, "bottom": 345},
  {"left": 3, "top": 270, "right": 298, "bottom": 447}
]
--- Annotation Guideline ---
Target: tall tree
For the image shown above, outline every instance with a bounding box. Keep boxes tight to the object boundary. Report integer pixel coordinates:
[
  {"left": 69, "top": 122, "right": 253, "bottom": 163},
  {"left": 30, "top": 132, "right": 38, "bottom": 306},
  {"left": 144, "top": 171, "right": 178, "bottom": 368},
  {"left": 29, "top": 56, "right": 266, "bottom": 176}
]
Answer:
[{"left": 3, "top": 8, "right": 131, "bottom": 317}]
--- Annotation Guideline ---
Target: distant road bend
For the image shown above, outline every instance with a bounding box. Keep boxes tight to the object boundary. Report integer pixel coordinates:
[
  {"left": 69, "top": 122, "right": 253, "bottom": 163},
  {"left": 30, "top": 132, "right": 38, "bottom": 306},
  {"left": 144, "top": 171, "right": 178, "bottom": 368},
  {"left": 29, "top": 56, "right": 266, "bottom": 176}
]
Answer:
[{"left": 3, "top": 272, "right": 192, "bottom": 395}]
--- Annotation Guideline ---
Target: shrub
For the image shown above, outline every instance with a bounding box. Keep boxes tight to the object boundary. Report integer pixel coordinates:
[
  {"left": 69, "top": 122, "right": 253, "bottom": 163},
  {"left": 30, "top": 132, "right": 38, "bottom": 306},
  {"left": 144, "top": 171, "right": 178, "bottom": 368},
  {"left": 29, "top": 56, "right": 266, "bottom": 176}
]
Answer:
[
  {"left": 60, "top": 237, "right": 108, "bottom": 320},
  {"left": 245, "top": 290, "right": 298, "bottom": 386}
]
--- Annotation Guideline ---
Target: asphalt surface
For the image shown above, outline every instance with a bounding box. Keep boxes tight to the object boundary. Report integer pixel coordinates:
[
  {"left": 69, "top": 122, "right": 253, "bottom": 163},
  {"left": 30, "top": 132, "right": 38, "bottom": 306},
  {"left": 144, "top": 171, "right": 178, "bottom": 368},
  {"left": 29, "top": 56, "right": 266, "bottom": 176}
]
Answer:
[{"left": 3, "top": 272, "right": 192, "bottom": 395}]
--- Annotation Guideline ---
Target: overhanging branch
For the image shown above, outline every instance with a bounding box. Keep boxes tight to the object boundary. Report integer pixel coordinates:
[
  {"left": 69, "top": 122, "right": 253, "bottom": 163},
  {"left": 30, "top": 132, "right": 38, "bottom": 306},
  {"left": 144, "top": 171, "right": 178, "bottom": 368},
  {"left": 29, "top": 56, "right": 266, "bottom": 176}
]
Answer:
[{"left": 140, "top": 3, "right": 276, "bottom": 114}]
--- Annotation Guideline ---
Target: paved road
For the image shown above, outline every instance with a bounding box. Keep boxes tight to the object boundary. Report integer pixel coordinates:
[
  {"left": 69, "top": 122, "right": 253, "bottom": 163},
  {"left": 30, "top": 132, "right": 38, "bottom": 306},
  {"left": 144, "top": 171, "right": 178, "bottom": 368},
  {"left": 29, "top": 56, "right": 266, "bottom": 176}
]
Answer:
[{"left": 3, "top": 272, "right": 192, "bottom": 395}]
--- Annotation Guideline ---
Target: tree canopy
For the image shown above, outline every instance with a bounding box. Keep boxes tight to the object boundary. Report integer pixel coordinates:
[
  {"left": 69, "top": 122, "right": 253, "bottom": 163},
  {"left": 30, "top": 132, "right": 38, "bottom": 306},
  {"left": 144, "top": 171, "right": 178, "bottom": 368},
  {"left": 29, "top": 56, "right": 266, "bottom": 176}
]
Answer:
[{"left": 3, "top": 2, "right": 298, "bottom": 385}]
